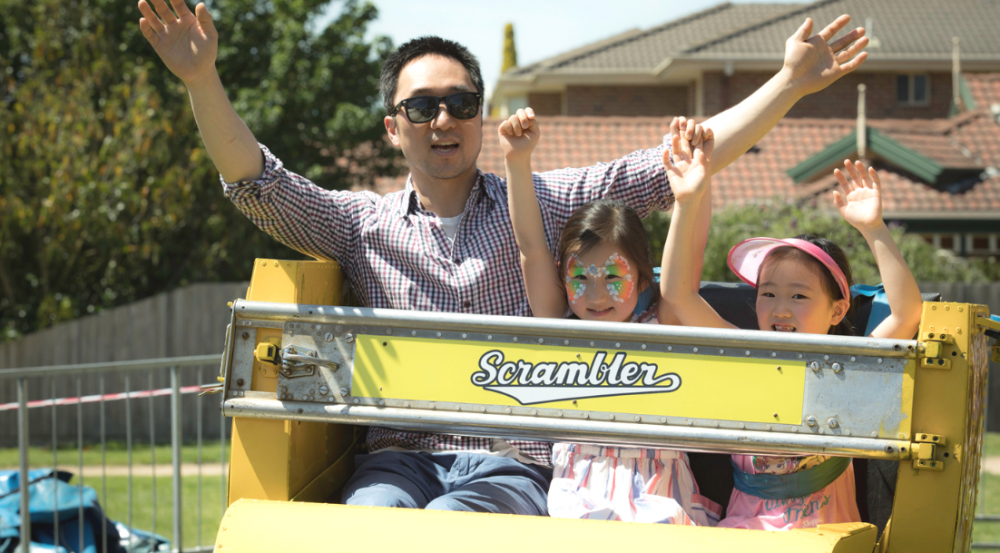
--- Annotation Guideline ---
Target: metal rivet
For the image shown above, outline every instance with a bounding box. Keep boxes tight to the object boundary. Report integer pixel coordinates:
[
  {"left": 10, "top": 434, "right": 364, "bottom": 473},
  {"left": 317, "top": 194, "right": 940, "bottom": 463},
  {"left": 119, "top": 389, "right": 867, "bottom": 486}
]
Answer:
[
  {"left": 641, "top": 344, "right": 647, "bottom": 350},
  {"left": 773, "top": 413, "right": 778, "bottom": 418},
  {"left": 745, "top": 350, "right": 751, "bottom": 356},
  {"left": 850, "top": 356, "right": 856, "bottom": 362},
  {"left": 378, "top": 400, "right": 384, "bottom": 406},
  {"left": 564, "top": 339, "right": 570, "bottom": 345},
  {"left": 412, "top": 330, "right": 417, "bottom": 336},
  {"left": 236, "top": 378, "right": 245, "bottom": 386},
  {"left": 481, "top": 407, "right": 486, "bottom": 412},
  {"left": 241, "top": 332, "right": 250, "bottom": 340},
  {"left": 557, "top": 411, "right": 563, "bottom": 417},
  {"left": 693, "top": 347, "right": 699, "bottom": 353},
  {"left": 819, "top": 428, "right": 825, "bottom": 434},
  {"left": 877, "top": 358, "right": 883, "bottom": 364},
  {"left": 609, "top": 415, "right": 615, "bottom": 420},
  {"left": 319, "top": 386, "right": 328, "bottom": 395},
  {"left": 345, "top": 334, "right": 355, "bottom": 343},
  {"left": 386, "top": 329, "right": 392, "bottom": 335},
  {"left": 436, "top": 332, "right": 442, "bottom": 338},
  {"left": 404, "top": 402, "right": 410, "bottom": 408},
  {"left": 584, "top": 413, "right": 590, "bottom": 419},
  {"left": 872, "top": 431, "right": 879, "bottom": 437},
  {"left": 688, "top": 420, "right": 693, "bottom": 426},
  {"left": 487, "top": 335, "right": 493, "bottom": 340},
  {"left": 539, "top": 338, "right": 545, "bottom": 344},
  {"left": 668, "top": 346, "right": 673, "bottom": 352},
  {"left": 261, "top": 260, "right": 267, "bottom": 266},
  {"left": 771, "top": 352, "right": 777, "bottom": 357},
  {"left": 429, "top": 403, "right": 435, "bottom": 409},
  {"left": 635, "top": 416, "right": 641, "bottom": 422},
  {"left": 827, "top": 418, "right": 839, "bottom": 428},
  {"left": 797, "top": 353, "right": 804, "bottom": 359},
  {"left": 776, "top": 367, "right": 781, "bottom": 372},
  {"left": 661, "top": 418, "right": 667, "bottom": 424},
  {"left": 590, "top": 341, "right": 595, "bottom": 347},
  {"left": 832, "top": 362, "right": 843, "bottom": 374},
  {"left": 739, "top": 423, "right": 746, "bottom": 429},
  {"left": 531, "top": 410, "right": 537, "bottom": 415},
  {"left": 273, "top": 261, "right": 279, "bottom": 267},
  {"left": 945, "top": 305, "right": 950, "bottom": 311},
  {"left": 805, "top": 416, "right": 817, "bottom": 427},
  {"left": 513, "top": 337, "right": 518, "bottom": 342},
  {"left": 462, "top": 333, "right": 467, "bottom": 339},
  {"left": 824, "top": 355, "right": 830, "bottom": 361},
  {"left": 792, "top": 427, "right": 799, "bottom": 433},
  {"left": 456, "top": 405, "right": 461, "bottom": 411},
  {"left": 719, "top": 349, "right": 724, "bottom": 355},
  {"left": 328, "top": 397, "right": 335, "bottom": 402},
  {"left": 616, "top": 342, "right": 621, "bottom": 348},
  {"left": 353, "top": 398, "right": 360, "bottom": 404},
  {"left": 505, "top": 408, "right": 512, "bottom": 414},
  {"left": 713, "top": 421, "right": 719, "bottom": 428},
  {"left": 899, "top": 433, "right": 907, "bottom": 439},
  {"left": 766, "top": 425, "right": 772, "bottom": 431},
  {"left": 885, "top": 445, "right": 894, "bottom": 453},
  {"left": 810, "top": 361, "right": 821, "bottom": 372},
  {"left": 845, "top": 430, "right": 852, "bottom": 436}
]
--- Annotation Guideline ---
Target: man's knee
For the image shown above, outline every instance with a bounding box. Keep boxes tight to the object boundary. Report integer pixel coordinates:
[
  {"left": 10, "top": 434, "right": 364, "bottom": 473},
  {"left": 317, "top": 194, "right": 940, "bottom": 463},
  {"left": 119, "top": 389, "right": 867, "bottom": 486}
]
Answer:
[{"left": 343, "top": 483, "right": 422, "bottom": 509}]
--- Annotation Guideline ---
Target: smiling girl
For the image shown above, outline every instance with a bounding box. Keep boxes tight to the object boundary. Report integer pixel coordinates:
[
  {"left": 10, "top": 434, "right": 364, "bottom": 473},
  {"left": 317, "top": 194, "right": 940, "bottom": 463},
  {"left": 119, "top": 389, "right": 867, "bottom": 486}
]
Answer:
[
  {"left": 660, "top": 150, "right": 924, "bottom": 530},
  {"left": 499, "top": 109, "right": 720, "bottom": 525}
]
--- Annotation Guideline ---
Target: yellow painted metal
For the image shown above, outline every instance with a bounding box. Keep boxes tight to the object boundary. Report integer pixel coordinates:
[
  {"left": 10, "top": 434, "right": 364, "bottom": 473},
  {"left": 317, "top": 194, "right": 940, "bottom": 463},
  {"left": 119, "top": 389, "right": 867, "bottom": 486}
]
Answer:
[
  {"left": 883, "top": 302, "right": 988, "bottom": 552},
  {"left": 352, "top": 335, "right": 805, "bottom": 423},
  {"left": 227, "top": 259, "right": 352, "bottom": 506},
  {"left": 216, "top": 499, "right": 876, "bottom": 553},
  {"left": 254, "top": 343, "right": 279, "bottom": 365}
]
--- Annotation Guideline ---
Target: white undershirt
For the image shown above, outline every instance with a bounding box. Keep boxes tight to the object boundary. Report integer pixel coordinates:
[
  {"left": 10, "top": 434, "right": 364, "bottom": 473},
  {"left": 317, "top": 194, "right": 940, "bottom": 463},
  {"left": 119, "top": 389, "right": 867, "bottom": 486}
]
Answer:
[{"left": 438, "top": 213, "right": 464, "bottom": 241}]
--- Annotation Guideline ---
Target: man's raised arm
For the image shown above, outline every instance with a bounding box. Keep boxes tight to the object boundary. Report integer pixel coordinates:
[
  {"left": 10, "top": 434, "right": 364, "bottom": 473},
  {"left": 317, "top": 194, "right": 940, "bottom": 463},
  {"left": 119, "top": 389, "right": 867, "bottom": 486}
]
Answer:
[
  {"left": 138, "top": 0, "right": 263, "bottom": 182},
  {"left": 705, "top": 15, "right": 869, "bottom": 174}
]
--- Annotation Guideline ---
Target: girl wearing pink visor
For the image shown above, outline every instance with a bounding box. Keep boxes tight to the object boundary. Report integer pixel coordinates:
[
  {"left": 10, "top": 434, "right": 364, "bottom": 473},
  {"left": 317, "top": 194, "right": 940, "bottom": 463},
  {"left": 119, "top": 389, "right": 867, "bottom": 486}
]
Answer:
[{"left": 660, "top": 148, "right": 924, "bottom": 531}]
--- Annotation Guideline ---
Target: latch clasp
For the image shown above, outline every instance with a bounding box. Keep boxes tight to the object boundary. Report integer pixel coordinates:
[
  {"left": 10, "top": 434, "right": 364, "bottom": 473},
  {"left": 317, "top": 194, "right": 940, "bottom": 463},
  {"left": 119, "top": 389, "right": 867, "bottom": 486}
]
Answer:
[
  {"left": 911, "top": 433, "right": 946, "bottom": 471},
  {"left": 920, "top": 332, "right": 954, "bottom": 369}
]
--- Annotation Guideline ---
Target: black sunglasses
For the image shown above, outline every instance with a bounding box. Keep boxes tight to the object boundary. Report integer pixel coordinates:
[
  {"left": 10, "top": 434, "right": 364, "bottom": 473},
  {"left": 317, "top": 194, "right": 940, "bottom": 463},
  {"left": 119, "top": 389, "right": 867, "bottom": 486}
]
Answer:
[{"left": 390, "top": 92, "right": 483, "bottom": 124}]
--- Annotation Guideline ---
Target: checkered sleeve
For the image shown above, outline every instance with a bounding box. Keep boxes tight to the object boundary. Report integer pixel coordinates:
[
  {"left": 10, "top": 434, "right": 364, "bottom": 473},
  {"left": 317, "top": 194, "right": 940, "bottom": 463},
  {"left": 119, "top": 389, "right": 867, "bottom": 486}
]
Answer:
[
  {"left": 533, "top": 138, "right": 673, "bottom": 231},
  {"left": 221, "top": 144, "right": 379, "bottom": 268}
]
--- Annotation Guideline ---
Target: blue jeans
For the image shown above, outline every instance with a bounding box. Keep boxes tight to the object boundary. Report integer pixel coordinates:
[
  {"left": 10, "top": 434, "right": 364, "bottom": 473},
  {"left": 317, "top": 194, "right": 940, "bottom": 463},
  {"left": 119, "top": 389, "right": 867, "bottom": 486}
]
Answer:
[{"left": 341, "top": 451, "right": 551, "bottom": 515}]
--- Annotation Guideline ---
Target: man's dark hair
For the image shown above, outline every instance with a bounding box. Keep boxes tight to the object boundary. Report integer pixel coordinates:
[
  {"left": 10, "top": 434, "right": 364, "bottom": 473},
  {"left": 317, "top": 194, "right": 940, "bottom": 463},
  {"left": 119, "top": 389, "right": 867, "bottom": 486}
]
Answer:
[{"left": 379, "top": 36, "right": 485, "bottom": 114}]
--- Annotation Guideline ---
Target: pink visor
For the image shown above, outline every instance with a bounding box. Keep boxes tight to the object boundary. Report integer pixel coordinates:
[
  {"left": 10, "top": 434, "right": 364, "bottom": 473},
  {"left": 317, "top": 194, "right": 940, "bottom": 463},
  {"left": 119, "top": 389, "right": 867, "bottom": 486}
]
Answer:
[{"left": 727, "top": 237, "right": 850, "bottom": 300}]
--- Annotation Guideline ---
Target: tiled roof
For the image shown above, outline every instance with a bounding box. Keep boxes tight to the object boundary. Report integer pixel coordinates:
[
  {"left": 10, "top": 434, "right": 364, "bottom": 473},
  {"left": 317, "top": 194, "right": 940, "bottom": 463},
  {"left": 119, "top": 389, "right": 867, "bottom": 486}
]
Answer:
[
  {"left": 506, "top": 3, "right": 800, "bottom": 76},
  {"left": 965, "top": 72, "right": 1000, "bottom": 109},
  {"left": 502, "top": 0, "right": 1000, "bottom": 79},
  {"left": 371, "top": 112, "right": 1000, "bottom": 216}
]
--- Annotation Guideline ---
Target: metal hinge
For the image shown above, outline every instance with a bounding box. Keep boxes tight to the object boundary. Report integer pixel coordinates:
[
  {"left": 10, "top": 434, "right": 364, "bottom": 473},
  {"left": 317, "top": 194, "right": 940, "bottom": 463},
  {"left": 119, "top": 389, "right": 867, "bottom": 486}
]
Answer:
[
  {"left": 911, "top": 433, "right": 946, "bottom": 471},
  {"left": 256, "top": 344, "right": 341, "bottom": 378},
  {"left": 920, "top": 332, "right": 954, "bottom": 369}
]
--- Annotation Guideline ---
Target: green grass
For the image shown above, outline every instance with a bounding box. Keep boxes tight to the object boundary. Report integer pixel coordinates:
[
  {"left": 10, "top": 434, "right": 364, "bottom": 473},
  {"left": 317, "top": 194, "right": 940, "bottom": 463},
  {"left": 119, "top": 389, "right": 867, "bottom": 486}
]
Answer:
[
  {"left": 99, "top": 475, "right": 226, "bottom": 549},
  {"left": 0, "top": 441, "right": 225, "bottom": 469},
  {"left": 984, "top": 432, "right": 1000, "bottom": 459},
  {"left": 974, "top": 472, "right": 1000, "bottom": 543}
]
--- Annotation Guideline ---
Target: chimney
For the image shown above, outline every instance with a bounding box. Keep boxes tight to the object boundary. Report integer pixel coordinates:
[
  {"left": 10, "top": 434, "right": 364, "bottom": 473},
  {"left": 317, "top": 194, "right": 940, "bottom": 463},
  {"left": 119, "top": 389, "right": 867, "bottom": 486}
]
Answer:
[
  {"left": 953, "top": 37, "right": 963, "bottom": 113},
  {"left": 857, "top": 84, "right": 867, "bottom": 160}
]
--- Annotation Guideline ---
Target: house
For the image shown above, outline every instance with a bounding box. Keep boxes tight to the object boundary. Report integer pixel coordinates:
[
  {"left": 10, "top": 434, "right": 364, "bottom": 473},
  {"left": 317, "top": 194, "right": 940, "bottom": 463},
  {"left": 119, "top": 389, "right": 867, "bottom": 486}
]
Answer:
[{"left": 371, "top": 0, "right": 1000, "bottom": 257}]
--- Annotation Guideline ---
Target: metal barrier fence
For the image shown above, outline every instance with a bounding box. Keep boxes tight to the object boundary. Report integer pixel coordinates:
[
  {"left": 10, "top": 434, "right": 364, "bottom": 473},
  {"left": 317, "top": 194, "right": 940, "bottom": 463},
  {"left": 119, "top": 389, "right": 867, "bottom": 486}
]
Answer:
[{"left": 1, "top": 355, "right": 227, "bottom": 553}]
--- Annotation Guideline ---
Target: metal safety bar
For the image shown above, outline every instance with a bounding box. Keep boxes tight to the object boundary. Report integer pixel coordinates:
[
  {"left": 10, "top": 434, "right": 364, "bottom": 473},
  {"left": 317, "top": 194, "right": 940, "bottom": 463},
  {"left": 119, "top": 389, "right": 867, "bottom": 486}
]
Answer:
[{"left": 1, "top": 355, "right": 226, "bottom": 553}]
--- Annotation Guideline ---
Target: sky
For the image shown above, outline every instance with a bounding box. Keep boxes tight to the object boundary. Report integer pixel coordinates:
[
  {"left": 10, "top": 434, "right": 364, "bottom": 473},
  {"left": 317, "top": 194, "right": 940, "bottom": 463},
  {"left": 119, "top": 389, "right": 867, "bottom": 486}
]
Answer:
[{"left": 317, "top": 0, "right": 806, "bottom": 98}]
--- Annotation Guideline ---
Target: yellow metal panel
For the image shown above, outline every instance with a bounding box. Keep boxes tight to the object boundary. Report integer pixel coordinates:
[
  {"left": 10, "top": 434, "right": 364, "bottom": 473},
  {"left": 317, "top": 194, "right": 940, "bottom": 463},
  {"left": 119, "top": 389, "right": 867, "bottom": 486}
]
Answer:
[
  {"left": 227, "top": 259, "right": 347, "bottom": 506},
  {"left": 884, "top": 302, "right": 987, "bottom": 552},
  {"left": 353, "top": 335, "right": 805, "bottom": 423},
  {"left": 216, "top": 499, "right": 876, "bottom": 553}
]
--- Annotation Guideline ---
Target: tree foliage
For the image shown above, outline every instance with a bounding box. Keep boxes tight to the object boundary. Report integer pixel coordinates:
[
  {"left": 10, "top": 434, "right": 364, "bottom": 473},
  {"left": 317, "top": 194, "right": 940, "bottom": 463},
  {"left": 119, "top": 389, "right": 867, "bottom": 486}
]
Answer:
[
  {"left": 0, "top": 0, "right": 395, "bottom": 340},
  {"left": 643, "top": 201, "right": 999, "bottom": 285}
]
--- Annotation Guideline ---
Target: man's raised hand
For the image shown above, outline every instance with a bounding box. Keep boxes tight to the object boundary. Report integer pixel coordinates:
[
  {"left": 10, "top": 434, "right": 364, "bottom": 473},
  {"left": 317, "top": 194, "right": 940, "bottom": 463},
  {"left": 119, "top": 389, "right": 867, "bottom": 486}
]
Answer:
[
  {"left": 664, "top": 117, "right": 713, "bottom": 204},
  {"left": 782, "top": 15, "right": 869, "bottom": 97},
  {"left": 499, "top": 108, "right": 540, "bottom": 164},
  {"left": 138, "top": 0, "right": 218, "bottom": 85}
]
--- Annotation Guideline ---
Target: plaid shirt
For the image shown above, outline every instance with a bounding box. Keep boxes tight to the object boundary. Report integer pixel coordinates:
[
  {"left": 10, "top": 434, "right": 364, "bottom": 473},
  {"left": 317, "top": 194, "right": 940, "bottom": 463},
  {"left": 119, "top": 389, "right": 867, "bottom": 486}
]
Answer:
[{"left": 223, "top": 142, "right": 672, "bottom": 466}]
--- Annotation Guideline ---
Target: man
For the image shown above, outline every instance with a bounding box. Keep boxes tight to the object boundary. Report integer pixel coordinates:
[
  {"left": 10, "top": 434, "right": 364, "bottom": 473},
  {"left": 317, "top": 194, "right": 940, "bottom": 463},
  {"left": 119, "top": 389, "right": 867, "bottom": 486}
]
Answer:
[{"left": 138, "top": 0, "right": 868, "bottom": 515}]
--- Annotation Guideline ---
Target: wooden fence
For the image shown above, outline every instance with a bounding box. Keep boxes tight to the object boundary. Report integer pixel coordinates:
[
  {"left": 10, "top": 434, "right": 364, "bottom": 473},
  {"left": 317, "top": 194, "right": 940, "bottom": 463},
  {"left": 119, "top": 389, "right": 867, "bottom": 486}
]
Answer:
[
  {"left": 0, "top": 282, "right": 247, "bottom": 448},
  {"left": 1, "top": 281, "right": 998, "bottom": 448}
]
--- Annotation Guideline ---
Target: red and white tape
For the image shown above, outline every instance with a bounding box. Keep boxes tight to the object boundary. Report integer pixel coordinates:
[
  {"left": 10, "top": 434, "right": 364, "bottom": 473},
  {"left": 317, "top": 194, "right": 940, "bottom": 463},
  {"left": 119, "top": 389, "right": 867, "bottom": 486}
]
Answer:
[{"left": 0, "top": 385, "right": 204, "bottom": 412}]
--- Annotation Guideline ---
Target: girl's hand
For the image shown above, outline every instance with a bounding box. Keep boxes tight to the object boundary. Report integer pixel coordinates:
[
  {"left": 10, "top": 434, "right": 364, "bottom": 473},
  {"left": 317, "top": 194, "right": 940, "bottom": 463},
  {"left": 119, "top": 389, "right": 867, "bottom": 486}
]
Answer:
[
  {"left": 499, "top": 108, "right": 539, "bottom": 163},
  {"left": 663, "top": 117, "right": 714, "bottom": 204},
  {"left": 833, "top": 159, "right": 884, "bottom": 231}
]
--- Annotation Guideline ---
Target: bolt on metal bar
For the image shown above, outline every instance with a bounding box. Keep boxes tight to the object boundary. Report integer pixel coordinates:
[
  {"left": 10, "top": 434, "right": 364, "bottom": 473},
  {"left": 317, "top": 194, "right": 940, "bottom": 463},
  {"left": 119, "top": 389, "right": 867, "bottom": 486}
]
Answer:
[
  {"left": 77, "top": 376, "right": 84, "bottom": 553},
  {"left": 149, "top": 371, "right": 157, "bottom": 541},
  {"left": 17, "top": 377, "right": 31, "bottom": 549},
  {"left": 171, "top": 366, "right": 183, "bottom": 552},
  {"left": 100, "top": 374, "right": 108, "bottom": 553},
  {"left": 125, "top": 372, "right": 134, "bottom": 553},
  {"left": 51, "top": 378, "right": 59, "bottom": 550},
  {"left": 196, "top": 367, "right": 203, "bottom": 548}
]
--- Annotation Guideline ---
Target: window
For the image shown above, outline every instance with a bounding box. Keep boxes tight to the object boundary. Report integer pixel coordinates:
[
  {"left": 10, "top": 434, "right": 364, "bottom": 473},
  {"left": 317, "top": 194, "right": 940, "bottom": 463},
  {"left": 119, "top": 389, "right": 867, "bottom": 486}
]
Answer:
[
  {"left": 896, "top": 74, "right": 930, "bottom": 106},
  {"left": 967, "top": 234, "right": 1000, "bottom": 255}
]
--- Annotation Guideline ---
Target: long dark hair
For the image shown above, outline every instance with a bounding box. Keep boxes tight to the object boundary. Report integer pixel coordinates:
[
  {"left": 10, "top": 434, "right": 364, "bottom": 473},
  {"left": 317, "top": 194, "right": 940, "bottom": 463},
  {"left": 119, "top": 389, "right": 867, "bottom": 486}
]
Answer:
[
  {"left": 557, "top": 200, "right": 654, "bottom": 305},
  {"left": 759, "top": 234, "right": 856, "bottom": 336}
]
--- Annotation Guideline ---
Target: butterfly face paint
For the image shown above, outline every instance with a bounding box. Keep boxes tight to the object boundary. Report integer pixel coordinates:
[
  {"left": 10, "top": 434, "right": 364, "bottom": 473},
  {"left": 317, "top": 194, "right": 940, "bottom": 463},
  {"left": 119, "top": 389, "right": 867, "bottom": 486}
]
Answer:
[{"left": 564, "top": 252, "right": 635, "bottom": 304}]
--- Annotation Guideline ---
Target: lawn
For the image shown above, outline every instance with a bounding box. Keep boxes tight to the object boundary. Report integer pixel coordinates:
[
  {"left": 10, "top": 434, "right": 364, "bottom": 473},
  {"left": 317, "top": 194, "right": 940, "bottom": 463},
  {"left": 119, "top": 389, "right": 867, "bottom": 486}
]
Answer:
[{"left": 0, "top": 442, "right": 225, "bottom": 469}]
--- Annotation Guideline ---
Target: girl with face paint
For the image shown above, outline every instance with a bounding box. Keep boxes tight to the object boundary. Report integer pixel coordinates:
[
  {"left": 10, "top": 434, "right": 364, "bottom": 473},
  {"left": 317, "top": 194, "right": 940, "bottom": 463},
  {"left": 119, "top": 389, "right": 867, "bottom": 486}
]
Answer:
[{"left": 500, "top": 112, "right": 721, "bottom": 525}]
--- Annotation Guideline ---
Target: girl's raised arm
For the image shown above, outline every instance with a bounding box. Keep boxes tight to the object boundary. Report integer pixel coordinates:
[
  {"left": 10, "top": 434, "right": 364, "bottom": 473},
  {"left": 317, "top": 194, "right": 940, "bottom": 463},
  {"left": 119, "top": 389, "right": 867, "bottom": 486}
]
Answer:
[
  {"left": 833, "top": 160, "right": 923, "bottom": 339},
  {"left": 659, "top": 124, "right": 738, "bottom": 330},
  {"left": 500, "top": 108, "right": 566, "bottom": 318}
]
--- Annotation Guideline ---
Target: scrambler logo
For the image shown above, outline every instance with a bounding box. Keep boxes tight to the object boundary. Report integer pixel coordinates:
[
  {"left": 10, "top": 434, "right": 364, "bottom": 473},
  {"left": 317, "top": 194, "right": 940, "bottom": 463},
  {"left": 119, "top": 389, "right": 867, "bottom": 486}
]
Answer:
[{"left": 471, "top": 350, "right": 681, "bottom": 405}]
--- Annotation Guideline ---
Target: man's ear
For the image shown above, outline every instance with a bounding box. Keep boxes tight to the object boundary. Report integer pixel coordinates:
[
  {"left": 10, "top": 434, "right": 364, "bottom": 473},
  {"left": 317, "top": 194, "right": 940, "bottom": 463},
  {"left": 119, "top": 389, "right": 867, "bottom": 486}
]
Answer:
[
  {"left": 830, "top": 298, "right": 850, "bottom": 326},
  {"left": 385, "top": 115, "right": 400, "bottom": 147}
]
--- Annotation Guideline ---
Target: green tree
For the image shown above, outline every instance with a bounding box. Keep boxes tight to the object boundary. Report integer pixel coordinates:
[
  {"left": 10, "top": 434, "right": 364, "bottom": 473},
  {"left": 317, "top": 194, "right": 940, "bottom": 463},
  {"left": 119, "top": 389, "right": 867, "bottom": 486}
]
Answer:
[
  {"left": 643, "top": 201, "right": 998, "bottom": 285},
  {"left": 501, "top": 23, "right": 517, "bottom": 74},
  {"left": 0, "top": 0, "right": 396, "bottom": 340}
]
